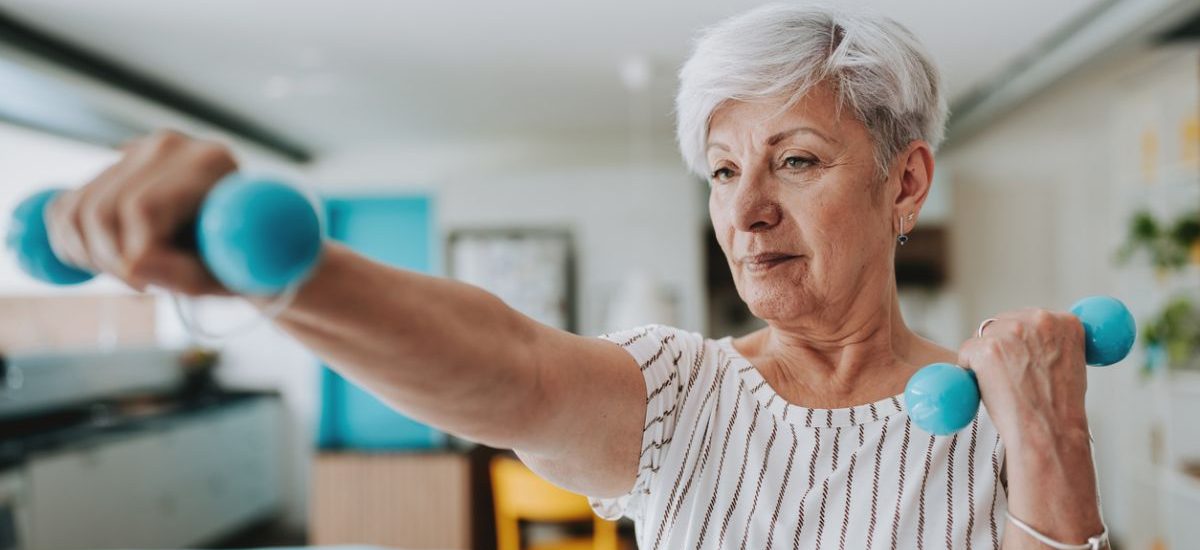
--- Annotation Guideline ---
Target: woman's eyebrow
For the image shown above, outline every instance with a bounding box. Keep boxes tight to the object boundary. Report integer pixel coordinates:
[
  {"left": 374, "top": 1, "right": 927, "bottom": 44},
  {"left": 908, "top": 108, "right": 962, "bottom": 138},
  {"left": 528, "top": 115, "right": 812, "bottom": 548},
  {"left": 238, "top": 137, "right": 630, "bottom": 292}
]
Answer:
[
  {"left": 705, "top": 126, "right": 835, "bottom": 153},
  {"left": 767, "top": 126, "right": 835, "bottom": 146}
]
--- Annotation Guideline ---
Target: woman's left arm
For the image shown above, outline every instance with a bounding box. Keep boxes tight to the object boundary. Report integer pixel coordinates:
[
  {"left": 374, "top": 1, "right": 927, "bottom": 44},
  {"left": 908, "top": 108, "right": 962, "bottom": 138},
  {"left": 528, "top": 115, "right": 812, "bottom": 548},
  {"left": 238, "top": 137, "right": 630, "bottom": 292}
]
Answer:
[{"left": 959, "top": 309, "right": 1108, "bottom": 549}]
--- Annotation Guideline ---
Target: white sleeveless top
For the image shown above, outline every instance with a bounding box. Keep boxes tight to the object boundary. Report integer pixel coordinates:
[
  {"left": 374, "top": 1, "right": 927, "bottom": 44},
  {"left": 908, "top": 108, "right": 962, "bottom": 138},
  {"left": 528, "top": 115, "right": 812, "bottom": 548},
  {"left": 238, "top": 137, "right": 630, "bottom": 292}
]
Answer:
[{"left": 589, "top": 324, "right": 1009, "bottom": 550}]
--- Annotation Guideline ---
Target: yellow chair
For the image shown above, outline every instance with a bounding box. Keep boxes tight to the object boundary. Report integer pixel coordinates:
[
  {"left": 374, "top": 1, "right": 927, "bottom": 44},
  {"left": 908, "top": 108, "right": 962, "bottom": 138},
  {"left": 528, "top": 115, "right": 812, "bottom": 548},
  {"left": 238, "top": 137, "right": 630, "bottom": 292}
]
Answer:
[{"left": 491, "top": 455, "right": 619, "bottom": 550}]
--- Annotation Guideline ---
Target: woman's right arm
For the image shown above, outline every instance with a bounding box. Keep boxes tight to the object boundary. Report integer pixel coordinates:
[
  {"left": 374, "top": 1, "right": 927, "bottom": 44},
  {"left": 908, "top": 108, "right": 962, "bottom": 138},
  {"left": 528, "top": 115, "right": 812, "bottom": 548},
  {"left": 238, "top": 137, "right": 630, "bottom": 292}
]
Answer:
[
  {"left": 274, "top": 242, "right": 648, "bottom": 497},
  {"left": 44, "top": 131, "right": 647, "bottom": 498}
]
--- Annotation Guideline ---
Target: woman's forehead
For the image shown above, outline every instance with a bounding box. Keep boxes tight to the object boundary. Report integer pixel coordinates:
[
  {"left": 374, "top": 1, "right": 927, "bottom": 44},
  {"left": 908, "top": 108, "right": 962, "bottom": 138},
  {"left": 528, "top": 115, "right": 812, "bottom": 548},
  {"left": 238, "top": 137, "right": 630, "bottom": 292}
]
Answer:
[{"left": 707, "top": 87, "right": 865, "bottom": 148}]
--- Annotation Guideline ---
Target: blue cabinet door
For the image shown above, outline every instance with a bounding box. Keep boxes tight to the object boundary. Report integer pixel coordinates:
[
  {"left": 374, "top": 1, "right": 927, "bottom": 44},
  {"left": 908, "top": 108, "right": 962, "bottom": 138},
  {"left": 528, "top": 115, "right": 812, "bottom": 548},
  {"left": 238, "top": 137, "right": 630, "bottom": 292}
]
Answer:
[{"left": 316, "top": 195, "right": 445, "bottom": 450}]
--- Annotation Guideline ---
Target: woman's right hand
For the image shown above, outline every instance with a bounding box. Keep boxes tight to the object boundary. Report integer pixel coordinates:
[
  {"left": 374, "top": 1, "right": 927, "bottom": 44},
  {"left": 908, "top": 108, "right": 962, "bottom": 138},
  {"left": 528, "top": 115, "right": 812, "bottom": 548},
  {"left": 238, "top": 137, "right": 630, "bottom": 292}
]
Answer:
[{"left": 45, "top": 130, "right": 238, "bottom": 295}]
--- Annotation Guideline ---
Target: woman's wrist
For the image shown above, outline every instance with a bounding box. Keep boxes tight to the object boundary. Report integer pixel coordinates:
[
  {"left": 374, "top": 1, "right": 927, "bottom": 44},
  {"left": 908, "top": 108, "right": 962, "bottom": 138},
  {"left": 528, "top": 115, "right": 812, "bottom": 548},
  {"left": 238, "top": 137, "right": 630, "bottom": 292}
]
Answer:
[
  {"left": 1003, "top": 419, "right": 1104, "bottom": 546},
  {"left": 1004, "top": 416, "right": 1091, "bottom": 464},
  {"left": 262, "top": 242, "right": 348, "bottom": 323},
  {"left": 1006, "top": 511, "right": 1108, "bottom": 550}
]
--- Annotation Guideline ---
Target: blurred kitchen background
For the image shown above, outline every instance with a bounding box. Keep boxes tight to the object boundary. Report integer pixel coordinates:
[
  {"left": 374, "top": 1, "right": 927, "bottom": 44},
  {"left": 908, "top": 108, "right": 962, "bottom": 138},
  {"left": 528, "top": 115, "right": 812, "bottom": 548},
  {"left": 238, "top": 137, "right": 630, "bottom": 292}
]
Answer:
[{"left": 0, "top": 1, "right": 1197, "bottom": 549}]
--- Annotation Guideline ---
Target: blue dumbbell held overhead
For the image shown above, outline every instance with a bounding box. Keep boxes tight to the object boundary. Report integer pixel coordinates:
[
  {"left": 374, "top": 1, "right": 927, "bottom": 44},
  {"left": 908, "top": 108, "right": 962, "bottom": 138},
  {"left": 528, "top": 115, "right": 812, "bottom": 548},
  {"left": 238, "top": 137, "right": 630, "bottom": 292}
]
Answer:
[
  {"left": 6, "top": 175, "right": 323, "bottom": 295},
  {"left": 904, "top": 296, "right": 1135, "bottom": 436}
]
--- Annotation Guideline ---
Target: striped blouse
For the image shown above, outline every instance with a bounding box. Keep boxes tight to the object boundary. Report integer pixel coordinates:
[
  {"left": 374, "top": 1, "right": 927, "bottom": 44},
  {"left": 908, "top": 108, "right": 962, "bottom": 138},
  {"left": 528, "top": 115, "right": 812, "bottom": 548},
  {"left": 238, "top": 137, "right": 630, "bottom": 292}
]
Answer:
[{"left": 589, "top": 324, "right": 1008, "bottom": 549}]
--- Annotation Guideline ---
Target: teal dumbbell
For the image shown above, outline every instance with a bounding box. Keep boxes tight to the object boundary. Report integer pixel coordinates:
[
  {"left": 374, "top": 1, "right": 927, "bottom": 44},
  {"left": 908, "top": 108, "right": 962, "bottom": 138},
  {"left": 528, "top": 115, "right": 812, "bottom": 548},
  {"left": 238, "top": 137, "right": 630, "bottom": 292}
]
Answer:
[
  {"left": 904, "top": 296, "right": 1135, "bottom": 436},
  {"left": 5, "top": 174, "right": 323, "bottom": 295}
]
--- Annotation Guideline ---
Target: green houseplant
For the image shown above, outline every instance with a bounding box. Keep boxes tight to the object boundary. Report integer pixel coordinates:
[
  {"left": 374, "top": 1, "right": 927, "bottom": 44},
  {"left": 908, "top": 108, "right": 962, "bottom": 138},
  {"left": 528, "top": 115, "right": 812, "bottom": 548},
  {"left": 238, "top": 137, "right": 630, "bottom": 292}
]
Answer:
[
  {"left": 1117, "top": 210, "right": 1200, "bottom": 375},
  {"left": 1142, "top": 295, "right": 1200, "bottom": 374},
  {"left": 1117, "top": 209, "right": 1200, "bottom": 273}
]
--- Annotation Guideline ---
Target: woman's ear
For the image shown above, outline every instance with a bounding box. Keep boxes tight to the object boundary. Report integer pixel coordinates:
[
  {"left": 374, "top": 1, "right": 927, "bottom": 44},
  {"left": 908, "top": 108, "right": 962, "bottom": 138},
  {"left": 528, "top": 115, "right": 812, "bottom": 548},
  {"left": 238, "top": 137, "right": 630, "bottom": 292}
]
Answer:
[{"left": 892, "top": 140, "right": 935, "bottom": 227}]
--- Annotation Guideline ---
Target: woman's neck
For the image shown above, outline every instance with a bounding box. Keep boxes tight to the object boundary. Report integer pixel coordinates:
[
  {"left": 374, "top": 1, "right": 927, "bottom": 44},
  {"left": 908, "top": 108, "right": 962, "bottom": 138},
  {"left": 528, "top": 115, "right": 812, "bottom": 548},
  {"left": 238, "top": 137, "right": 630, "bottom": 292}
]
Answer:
[{"left": 734, "top": 287, "right": 953, "bottom": 408}]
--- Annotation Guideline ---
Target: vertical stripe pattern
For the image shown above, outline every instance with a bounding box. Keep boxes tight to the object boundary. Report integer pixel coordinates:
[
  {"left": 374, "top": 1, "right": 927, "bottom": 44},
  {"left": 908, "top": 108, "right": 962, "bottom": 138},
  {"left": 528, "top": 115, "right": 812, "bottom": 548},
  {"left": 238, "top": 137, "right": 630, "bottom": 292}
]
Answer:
[{"left": 587, "top": 325, "right": 1011, "bottom": 550}]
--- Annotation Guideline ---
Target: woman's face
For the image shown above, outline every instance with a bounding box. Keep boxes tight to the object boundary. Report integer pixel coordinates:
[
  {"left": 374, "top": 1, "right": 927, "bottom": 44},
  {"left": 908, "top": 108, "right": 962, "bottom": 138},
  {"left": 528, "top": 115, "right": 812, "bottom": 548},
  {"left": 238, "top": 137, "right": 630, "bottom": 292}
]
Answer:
[{"left": 707, "top": 84, "right": 897, "bottom": 325}]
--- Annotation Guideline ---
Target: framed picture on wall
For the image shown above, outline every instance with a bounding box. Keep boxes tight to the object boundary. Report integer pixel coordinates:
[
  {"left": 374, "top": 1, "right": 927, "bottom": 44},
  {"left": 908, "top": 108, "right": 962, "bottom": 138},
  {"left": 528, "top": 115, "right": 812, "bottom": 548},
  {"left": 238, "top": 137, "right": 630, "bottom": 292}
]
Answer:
[{"left": 447, "top": 228, "right": 576, "bottom": 332}]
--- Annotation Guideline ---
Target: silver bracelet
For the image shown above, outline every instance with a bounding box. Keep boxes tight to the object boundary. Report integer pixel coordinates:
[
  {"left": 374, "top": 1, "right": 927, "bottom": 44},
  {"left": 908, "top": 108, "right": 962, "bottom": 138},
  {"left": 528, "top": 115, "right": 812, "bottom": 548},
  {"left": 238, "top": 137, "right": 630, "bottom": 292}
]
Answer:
[{"left": 1005, "top": 511, "right": 1108, "bottom": 550}]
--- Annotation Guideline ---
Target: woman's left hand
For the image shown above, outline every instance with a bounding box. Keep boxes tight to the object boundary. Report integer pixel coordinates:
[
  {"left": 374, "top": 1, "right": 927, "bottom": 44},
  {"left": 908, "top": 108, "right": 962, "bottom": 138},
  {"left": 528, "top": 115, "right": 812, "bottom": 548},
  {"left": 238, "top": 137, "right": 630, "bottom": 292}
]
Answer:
[
  {"left": 957, "top": 307, "right": 1090, "bottom": 449},
  {"left": 959, "top": 308, "right": 1106, "bottom": 548}
]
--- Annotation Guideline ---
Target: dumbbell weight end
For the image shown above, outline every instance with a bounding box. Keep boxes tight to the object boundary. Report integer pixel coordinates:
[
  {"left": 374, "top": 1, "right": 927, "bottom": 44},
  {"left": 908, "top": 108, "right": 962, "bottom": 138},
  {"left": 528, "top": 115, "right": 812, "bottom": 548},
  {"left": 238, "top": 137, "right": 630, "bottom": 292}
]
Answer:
[
  {"left": 904, "top": 362, "right": 980, "bottom": 436},
  {"left": 6, "top": 189, "right": 96, "bottom": 286}
]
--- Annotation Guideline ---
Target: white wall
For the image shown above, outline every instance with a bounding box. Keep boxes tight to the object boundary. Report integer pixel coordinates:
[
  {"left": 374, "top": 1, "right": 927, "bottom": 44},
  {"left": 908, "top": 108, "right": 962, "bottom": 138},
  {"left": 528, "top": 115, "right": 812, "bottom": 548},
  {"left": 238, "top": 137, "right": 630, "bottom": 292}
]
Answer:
[{"left": 309, "top": 136, "right": 708, "bottom": 335}]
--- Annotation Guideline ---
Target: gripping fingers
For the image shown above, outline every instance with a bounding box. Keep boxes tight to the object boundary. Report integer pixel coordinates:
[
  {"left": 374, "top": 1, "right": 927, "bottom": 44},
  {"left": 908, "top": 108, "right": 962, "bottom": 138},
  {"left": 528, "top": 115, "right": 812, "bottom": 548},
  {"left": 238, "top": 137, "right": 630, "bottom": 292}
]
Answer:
[
  {"left": 78, "top": 178, "right": 131, "bottom": 286},
  {"left": 44, "top": 190, "right": 95, "bottom": 273},
  {"left": 133, "top": 248, "right": 224, "bottom": 296}
]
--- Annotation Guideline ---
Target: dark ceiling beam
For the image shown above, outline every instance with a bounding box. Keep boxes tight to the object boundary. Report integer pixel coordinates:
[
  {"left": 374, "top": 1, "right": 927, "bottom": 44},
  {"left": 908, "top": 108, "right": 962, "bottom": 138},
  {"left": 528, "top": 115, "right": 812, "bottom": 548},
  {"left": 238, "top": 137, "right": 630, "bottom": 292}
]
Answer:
[{"left": 0, "top": 9, "right": 312, "bottom": 162}]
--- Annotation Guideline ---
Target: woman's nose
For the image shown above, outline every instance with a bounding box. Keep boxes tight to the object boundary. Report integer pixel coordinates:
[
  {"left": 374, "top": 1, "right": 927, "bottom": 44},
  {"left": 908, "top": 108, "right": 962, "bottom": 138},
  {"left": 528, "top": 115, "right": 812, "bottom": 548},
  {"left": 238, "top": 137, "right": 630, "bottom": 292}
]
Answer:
[{"left": 731, "top": 176, "right": 782, "bottom": 232}]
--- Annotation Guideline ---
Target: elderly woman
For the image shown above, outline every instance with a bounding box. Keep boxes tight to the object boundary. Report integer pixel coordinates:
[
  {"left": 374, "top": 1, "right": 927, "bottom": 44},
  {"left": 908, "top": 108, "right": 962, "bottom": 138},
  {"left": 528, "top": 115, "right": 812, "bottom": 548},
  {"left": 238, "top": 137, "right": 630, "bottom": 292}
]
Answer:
[{"left": 46, "top": 4, "right": 1107, "bottom": 549}]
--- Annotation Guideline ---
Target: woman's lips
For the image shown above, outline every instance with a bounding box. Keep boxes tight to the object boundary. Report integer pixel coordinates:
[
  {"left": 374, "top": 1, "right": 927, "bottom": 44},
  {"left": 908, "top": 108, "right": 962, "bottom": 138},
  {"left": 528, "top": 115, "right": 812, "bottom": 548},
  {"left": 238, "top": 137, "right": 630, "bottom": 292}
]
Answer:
[{"left": 742, "top": 254, "right": 801, "bottom": 273}]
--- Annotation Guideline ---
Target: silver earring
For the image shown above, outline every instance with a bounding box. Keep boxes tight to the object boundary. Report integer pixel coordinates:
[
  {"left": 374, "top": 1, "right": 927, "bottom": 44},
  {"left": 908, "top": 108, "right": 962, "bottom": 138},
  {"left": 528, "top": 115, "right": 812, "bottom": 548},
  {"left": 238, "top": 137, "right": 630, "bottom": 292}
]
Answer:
[{"left": 897, "top": 213, "right": 914, "bottom": 246}]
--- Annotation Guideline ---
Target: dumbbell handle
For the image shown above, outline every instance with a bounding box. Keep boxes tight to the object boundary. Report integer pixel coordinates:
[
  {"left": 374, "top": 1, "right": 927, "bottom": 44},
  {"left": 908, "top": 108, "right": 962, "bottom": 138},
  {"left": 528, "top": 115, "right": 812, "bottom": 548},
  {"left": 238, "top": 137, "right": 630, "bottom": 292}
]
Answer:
[
  {"left": 904, "top": 296, "right": 1135, "bottom": 436},
  {"left": 5, "top": 175, "right": 324, "bottom": 295}
]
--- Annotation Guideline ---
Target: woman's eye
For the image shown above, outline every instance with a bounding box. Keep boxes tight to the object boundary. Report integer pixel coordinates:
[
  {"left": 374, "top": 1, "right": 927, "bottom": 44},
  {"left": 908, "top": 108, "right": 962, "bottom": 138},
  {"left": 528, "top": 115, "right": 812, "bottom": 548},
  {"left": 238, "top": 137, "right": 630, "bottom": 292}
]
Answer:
[
  {"left": 710, "top": 167, "right": 735, "bottom": 182},
  {"left": 783, "top": 156, "right": 817, "bottom": 169}
]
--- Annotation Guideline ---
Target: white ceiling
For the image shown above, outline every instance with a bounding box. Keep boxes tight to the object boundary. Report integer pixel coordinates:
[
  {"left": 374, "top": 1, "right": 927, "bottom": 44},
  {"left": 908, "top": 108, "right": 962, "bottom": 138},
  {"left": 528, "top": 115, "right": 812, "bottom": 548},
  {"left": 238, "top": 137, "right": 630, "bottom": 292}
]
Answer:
[{"left": 1, "top": 0, "right": 1107, "bottom": 156}]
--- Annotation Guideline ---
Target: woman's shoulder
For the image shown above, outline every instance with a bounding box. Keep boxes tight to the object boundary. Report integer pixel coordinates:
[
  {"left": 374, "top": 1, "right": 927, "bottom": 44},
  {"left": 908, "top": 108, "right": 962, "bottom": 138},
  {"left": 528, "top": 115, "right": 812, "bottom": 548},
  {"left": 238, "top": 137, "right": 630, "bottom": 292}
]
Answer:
[
  {"left": 598, "top": 324, "right": 733, "bottom": 380},
  {"left": 912, "top": 334, "right": 959, "bottom": 366},
  {"left": 599, "top": 323, "right": 707, "bottom": 350}
]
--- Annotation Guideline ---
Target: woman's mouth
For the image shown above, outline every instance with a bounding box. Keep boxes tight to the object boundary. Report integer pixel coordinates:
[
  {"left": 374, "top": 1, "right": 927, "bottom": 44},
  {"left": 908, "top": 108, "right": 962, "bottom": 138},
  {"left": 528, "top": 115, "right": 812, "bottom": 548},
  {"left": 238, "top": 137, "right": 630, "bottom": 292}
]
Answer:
[{"left": 742, "top": 253, "right": 800, "bottom": 273}]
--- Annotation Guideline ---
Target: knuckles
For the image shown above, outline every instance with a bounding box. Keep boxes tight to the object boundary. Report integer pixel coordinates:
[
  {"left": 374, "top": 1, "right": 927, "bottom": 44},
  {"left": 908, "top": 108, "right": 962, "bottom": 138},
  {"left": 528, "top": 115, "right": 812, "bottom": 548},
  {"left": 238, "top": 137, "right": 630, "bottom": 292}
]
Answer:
[
  {"left": 966, "top": 309, "right": 1083, "bottom": 365},
  {"left": 997, "top": 308, "right": 1072, "bottom": 339},
  {"left": 130, "top": 131, "right": 236, "bottom": 176},
  {"left": 139, "top": 129, "right": 187, "bottom": 157},
  {"left": 188, "top": 141, "right": 236, "bottom": 174},
  {"left": 975, "top": 339, "right": 1005, "bottom": 365},
  {"left": 1030, "top": 309, "right": 1057, "bottom": 333}
]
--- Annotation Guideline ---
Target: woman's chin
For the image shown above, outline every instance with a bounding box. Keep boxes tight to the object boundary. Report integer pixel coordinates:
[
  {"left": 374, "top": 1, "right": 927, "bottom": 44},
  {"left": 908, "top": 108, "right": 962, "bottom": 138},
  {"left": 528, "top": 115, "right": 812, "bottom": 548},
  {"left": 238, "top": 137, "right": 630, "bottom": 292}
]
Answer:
[{"left": 741, "top": 287, "right": 814, "bottom": 322}]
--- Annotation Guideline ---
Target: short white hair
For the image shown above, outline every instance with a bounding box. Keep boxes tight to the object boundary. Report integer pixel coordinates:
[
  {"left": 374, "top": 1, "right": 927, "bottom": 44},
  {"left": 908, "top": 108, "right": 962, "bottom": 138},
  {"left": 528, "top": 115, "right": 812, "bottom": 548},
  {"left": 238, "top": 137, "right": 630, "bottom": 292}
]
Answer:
[{"left": 676, "top": 3, "right": 948, "bottom": 179}]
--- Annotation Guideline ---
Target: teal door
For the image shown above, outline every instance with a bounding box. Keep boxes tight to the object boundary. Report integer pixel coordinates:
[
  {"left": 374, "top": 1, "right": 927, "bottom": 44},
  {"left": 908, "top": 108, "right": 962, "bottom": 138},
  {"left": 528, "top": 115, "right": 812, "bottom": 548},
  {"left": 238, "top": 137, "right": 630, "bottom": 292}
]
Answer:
[{"left": 316, "top": 195, "right": 445, "bottom": 449}]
